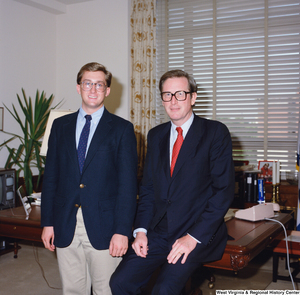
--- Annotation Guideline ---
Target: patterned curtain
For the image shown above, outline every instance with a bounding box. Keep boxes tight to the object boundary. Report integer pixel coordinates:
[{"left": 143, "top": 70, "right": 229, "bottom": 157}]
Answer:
[{"left": 130, "top": 0, "right": 156, "bottom": 180}]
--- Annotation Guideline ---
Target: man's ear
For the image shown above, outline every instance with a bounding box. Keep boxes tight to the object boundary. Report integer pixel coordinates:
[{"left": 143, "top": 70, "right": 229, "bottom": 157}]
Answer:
[
  {"left": 105, "top": 87, "right": 111, "bottom": 97},
  {"left": 191, "top": 92, "right": 197, "bottom": 106},
  {"left": 76, "top": 84, "right": 81, "bottom": 95}
]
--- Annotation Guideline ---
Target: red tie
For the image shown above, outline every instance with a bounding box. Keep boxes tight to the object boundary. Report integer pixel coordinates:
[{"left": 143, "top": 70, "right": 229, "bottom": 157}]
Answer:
[{"left": 170, "top": 127, "right": 184, "bottom": 177}]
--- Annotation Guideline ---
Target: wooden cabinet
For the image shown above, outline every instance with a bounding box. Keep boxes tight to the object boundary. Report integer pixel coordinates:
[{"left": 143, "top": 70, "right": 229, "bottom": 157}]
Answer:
[
  {"left": 235, "top": 176, "right": 298, "bottom": 210},
  {"left": 264, "top": 181, "right": 298, "bottom": 208}
]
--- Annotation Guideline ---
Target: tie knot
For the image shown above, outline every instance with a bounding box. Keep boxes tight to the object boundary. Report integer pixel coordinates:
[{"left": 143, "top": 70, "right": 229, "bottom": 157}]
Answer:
[
  {"left": 85, "top": 115, "right": 92, "bottom": 122},
  {"left": 176, "top": 127, "right": 183, "bottom": 135}
]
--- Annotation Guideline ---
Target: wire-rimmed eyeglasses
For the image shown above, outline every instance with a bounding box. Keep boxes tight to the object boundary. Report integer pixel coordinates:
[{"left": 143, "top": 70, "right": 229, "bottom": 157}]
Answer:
[
  {"left": 161, "top": 90, "right": 191, "bottom": 102},
  {"left": 80, "top": 80, "right": 107, "bottom": 92}
]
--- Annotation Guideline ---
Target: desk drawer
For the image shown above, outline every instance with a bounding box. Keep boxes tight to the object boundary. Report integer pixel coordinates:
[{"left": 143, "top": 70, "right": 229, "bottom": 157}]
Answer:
[{"left": 0, "top": 223, "right": 42, "bottom": 242}]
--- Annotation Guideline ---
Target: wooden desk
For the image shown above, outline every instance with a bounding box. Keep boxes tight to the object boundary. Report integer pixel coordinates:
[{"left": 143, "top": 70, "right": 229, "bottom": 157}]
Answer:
[
  {"left": 204, "top": 213, "right": 292, "bottom": 272},
  {"left": 0, "top": 206, "right": 42, "bottom": 257},
  {"left": 0, "top": 206, "right": 292, "bottom": 271}
]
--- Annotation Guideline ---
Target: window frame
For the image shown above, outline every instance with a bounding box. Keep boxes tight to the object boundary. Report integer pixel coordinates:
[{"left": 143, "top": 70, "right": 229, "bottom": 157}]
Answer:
[{"left": 156, "top": 0, "right": 300, "bottom": 175}]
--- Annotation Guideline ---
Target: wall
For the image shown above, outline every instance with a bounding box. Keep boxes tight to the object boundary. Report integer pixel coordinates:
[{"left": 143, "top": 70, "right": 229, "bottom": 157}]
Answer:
[
  {"left": 0, "top": 0, "right": 131, "bottom": 170},
  {"left": 56, "top": 1, "right": 131, "bottom": 116}
]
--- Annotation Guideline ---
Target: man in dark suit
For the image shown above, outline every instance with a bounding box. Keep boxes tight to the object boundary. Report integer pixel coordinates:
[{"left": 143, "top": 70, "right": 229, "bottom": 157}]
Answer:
[
  {"left": 110, "top": 69, "right": 235, "bottom": 294},
  {"left": 41, "top": 62, "right": 138, "bottom": 295}
]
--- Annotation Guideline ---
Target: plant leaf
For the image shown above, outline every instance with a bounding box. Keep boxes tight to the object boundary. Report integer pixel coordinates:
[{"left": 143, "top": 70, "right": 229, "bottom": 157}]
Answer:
[{"left": 1, "top": 89, "right": 63, "bottom": 195}]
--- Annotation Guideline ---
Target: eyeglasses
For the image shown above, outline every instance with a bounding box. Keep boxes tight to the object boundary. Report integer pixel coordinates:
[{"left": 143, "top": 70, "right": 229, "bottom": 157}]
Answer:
[
  {"left": 80, "top": 80, "right": 107, "bottom": 92},
  {"left": 161, "top": 90, "right": 191, "bottom": 102}
]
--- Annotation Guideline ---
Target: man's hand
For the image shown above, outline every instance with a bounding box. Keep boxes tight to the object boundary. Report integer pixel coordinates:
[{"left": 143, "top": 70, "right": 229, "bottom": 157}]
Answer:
[
  {"left": 167, "top": 234, "right": 197, "bottom": 264},
  {"left": 109, "top": 234, "right": 129, "bottom": 257},
  {"left": 41, "top": 226, "right": 55, "bottom": 252},
  {"left": 132, "top": 232, "right": 148, "bottom": 258}
]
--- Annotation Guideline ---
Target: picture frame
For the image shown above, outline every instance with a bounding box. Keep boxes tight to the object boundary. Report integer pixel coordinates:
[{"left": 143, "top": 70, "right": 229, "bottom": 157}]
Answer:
[
  {"left": 0, "top": 107, "right": 3, "bottom": 131},
  {"left": 258, "top": 160, "right": 273, "bottom": 183},
  {"left": 17, "top": 186, "right": 32, "bottom": 219}
]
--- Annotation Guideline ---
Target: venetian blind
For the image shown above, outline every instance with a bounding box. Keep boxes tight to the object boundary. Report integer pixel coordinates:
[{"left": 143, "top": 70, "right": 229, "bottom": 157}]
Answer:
[{"left": 156, "top": 0, "right": 300, "bottom": 173}]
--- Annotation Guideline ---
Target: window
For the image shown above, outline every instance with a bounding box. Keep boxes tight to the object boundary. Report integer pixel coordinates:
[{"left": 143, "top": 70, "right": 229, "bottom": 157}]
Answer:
[{"left": 156, "top": 0, "right": 300, "bottom": 174}]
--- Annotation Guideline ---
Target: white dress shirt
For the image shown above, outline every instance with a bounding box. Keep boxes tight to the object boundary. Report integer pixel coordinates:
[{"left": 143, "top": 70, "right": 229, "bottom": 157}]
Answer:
[{"left": 76, "top": 106, "right": 104, "bottom": 154}]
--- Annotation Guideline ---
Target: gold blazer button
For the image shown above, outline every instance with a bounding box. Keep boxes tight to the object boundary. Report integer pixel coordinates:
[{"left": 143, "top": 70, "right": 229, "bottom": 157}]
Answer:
[{"left": 79, "top": 184, "right": 84, "bottom": 188}]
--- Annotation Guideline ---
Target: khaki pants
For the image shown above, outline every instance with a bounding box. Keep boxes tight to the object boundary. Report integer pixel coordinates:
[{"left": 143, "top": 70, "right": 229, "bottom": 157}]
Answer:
[{"left": 56, "top": 208, "right": 121, "bottom": 295}]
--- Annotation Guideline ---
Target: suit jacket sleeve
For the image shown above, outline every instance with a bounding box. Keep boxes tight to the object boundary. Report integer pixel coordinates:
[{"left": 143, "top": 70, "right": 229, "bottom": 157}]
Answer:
[
  {"left": 113, "top": 122, "right": 138, "bottom": 236},
  {"left": 134, "top": 130, "right": 156, "bottom": 230},
  {"left": 41, "top": 117, "right": 60, "bottom": 227}
]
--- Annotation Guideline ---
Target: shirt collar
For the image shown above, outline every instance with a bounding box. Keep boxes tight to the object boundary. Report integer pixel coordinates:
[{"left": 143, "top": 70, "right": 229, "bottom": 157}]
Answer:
[
  {"left": 79, "top": 106, "right": 104, "bottom": 124},
  {"left": 171, "top": 112, "right": 194, "bottom": 138}
]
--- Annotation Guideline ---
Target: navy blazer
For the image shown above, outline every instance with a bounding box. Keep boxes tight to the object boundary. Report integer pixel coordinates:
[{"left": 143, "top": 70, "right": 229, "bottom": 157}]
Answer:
[
  {"left": 135, "top": 114, "right": 235, "bottom": 263},
  {"left": 41, "top": 108, "right": 138, "bottom": 250}
]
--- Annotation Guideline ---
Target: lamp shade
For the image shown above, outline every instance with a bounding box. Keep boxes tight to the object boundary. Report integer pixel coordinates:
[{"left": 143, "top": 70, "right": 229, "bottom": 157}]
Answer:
[{"left": 40, "top": 109, "right": 76, "bottom": 156}]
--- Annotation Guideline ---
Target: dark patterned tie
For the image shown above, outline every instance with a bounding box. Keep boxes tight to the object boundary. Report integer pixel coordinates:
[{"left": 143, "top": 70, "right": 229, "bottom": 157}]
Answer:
[
  {"left": 170, "top": 127, "right": 184, "bottom": 177},
  {"left": 77, "top": 115, "right": 92, "bottom": 174}
]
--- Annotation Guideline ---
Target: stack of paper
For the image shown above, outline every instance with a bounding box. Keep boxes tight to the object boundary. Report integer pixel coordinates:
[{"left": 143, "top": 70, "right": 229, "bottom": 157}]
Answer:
[{"left": 30, "top": 192, "right": 41, "bottom": 206}]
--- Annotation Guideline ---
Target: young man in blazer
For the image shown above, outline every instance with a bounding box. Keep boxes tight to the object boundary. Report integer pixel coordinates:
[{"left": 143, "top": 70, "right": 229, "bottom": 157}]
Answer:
[
  {"left": 110, "top": 69, "right": 235, "bottom": 294},
  {"left": 41, "top": 62, "right": 138, "bottom": 295}
]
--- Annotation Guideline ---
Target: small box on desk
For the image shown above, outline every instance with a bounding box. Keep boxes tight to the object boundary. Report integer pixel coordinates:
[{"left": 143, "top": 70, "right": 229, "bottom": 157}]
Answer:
[{"left": 235, "top": 203, "right": 275, "bottom": 221}]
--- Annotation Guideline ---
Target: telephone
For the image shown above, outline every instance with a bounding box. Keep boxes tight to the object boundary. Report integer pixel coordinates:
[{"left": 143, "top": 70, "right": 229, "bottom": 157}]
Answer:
[{"left": 235, "top": 203, "right": 277, "bottom": 221}]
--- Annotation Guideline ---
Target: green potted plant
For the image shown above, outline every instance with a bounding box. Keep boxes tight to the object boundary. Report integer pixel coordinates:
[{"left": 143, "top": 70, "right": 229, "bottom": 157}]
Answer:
[{"left": 0, "top": 89, "right": 61, "bottom": 195}]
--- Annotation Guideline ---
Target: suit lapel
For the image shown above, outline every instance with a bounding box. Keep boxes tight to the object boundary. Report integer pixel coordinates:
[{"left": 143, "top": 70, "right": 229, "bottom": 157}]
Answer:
[
  {"left": 81, "top": 108, "right": 112, "bottom": 174},
  {"left": 158, "top": 123, "right": 172, "bottom": 182},
  {"left": 170, "top": 115, "right": 204, "bottom": 179},
  {"left": 63, "top": 111, "right": 79, "bottom": 172}
]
